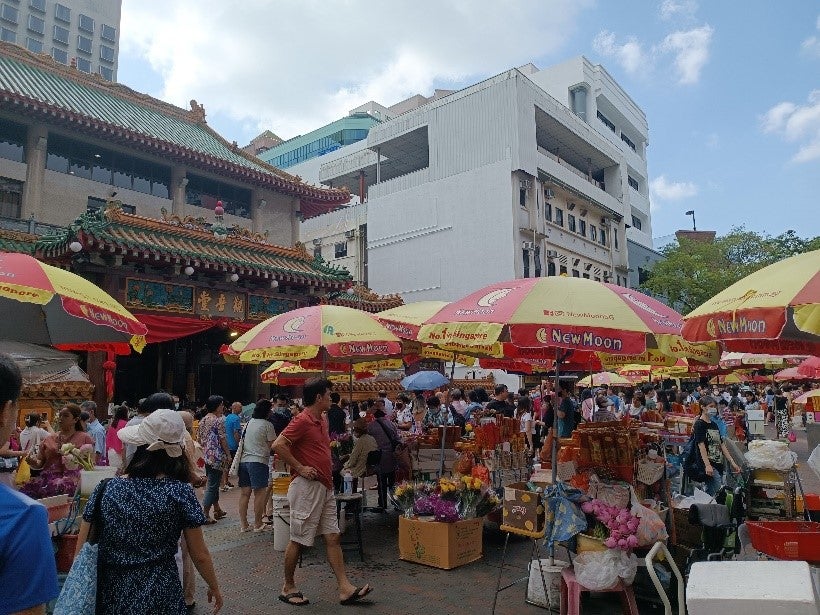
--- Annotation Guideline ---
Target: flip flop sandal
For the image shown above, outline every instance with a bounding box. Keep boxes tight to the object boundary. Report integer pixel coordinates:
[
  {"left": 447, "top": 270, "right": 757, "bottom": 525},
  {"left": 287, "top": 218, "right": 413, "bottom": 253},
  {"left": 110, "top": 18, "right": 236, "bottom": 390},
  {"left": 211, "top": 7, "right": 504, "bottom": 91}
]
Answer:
[
  {"left": 203, "top": 518, "right": 217, "bottom": 525},
  {"left": 214, "top": 511, "right": 228, "bottom": 520},
  {"left": 278, "top": 592, "right": 309, "bottom": 606},
  {"left": 340, "top": 586, "right": 372, "bottom": 605}
]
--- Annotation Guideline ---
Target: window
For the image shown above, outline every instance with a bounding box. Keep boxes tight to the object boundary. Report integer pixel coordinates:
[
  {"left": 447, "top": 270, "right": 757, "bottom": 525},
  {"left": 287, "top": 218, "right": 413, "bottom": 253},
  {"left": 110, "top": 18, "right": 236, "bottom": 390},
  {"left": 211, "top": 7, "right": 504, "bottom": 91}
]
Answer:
[
  {"left": 560, "top": 265, "right": 567, "bottom": 275},
  {"left": 100, "top": 44, "right": 114, "bottom": 63},
  {"left": 98, "top": 65, "right": 113, "bottom": 81},
  {"left": 628, "top": 175, "right": 640, "bottom": 191},
  {"left": 614, "top": 229, "right": 619, "bottom": 250},
  {"left": 54, "top": 3, "right": 69, "bottom": 23},
  {"left": 186, "top": 174, "right": 248, "bottom": 217},
  {"left": 333, "top": 242, "right": 347, "bottom": 258},
  {"left": 0, "top": 27, "right": 15, "bottom": 43},
  {"left": 29, "top": 0, "right": 44, "bottom": 12},
  {"left": 25, "top": 36, "right": 41, "bottom": 53},
  {"left": 78, "top": 13, "right": 94, "bottom": 33},
  {"left": 101, "top": 23, "right": 116, "bottom": 42},
  {"left": 547, "top": 261, "right": 556, "bottom": 276},
  {"left": 77, "top": 34, "right": 92, "bottom": 54},
  {"left": 87, "top": 196, "right": 134, "bottom": 214},
  {"left": 522, "top": 248, "right": 530, "bottom": 278},
  {"left": 638, "top": 267, "right": 651, "bottom": 286},
  {"left": 600, "top": 228, "right": 607, "bottom": 246},
  {"left": 544, "top": 201, "right": 551, "bottom": 222},
  {"left": 570, "top": 87, "right": 587, "bottom": 121},
  {"left": 53, "top": 24, "right": 68, "bottom": 44},
  {"left": 534, "top": 245, "right": 541, "bottom": 277},
  {"left": 579, "top": 219, "right": 586, "bottom": 237},
  {"left": 554, "top": 207, "right": 563, "bottom": 227},
  {"left": 313, "top": 246, "right": 322, "bottom": 260},
  {"left": 76, "top": 57, "right": 90, "bottom": 73},
  {"left": 631, "top": 215, "right": 642, "bottom": 231},
  {"left": 594, "top": 277, "right": 601, "bottom": 282},
  {"left": 0, "top": 177, "right": 23, "bottom": 218},
  {"left": 519, "top": 188, "right": 526, "bottom": 207},
  {"left": 582, "top": 273, "right": 590, "bottom": 279},
  {"left": 51, "top": 47, "right": 67, "bottom": 64},
  {"left": 0, "top": 118, "right": 25, "bottom": 164},
  {"left": 590, "top": 225, "right": 597, "bottom": 242},
  {"left": 47, "top": 133, "right": 172, "bottom": 200},
  {"left": 572, "top": 269, "right": 580, "bottom": 278},
  {"left": 27, "top": 14, "right": 43, "bottom": 34},
  {"left": 1, "top": 4, "right": 19, "bottom": 24},
  {"left": 567, "top": 214, "right": 576, "bottom": 233},
  {"left": 597, "top": 110, "right": 615, "bottom": 133},
  {"left": 621, "top": 132, "right": 636, "bottom": 152}
]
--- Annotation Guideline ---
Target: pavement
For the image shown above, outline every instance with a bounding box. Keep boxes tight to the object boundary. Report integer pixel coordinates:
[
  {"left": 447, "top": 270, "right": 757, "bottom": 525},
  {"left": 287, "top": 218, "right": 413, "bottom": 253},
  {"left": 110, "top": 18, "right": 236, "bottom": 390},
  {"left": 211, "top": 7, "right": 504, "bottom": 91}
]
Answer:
[{"left": 188, "top": 428, "right": 820, "bottom": 615}]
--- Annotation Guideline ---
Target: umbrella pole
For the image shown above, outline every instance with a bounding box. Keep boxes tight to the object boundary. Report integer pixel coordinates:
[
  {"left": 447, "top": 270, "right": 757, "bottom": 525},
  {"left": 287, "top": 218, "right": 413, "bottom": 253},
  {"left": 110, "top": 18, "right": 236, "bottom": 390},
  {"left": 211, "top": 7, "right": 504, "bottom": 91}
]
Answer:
[
  {"left": 549, "top": 347, "right": 561, "bottom": 566},
  {"left": 322, "top": 350, "right": 327, "bottom": 379},
  {"left": 349, "top": 358, "right": 353, "bottom": 405},
  {"left": 450, "top": 351, "right": 456, "bottom": 380}
]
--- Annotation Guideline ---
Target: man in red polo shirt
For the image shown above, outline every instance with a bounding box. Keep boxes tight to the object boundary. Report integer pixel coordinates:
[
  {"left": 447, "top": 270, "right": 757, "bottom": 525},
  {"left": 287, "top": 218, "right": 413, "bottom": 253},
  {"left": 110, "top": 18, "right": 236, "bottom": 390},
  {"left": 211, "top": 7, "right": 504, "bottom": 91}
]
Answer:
[{"left": 272, "top": 378, "right": 373, "bottom": 607}]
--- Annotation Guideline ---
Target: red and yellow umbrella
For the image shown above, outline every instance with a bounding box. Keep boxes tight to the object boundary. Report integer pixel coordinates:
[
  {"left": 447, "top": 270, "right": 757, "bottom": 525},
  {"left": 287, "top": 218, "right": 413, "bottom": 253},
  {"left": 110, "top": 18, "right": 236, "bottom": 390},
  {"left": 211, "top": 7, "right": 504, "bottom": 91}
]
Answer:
[
  {"left": 683, "top": 249, "right": 820, "bottom": 354},
  {"left": 773, "top": 367, "right": 808, "bottom": 382},
  {"left": 577, "top": 371, "right": 633, "bottom": 387},
  {"left": 0, "top": 252, "right": 146, "bottom": 352},
  {"left": 796, "top": 356, "right": 820, "bottom": 380},
  {"left": 418, "top": 277, "right": 718, "bottom": 363},
  {"left": 260, "top": 361, "right": 377, "bottom": 385},
  {"left": 227, "top": 305, "right": 402, "bottom": 363}
]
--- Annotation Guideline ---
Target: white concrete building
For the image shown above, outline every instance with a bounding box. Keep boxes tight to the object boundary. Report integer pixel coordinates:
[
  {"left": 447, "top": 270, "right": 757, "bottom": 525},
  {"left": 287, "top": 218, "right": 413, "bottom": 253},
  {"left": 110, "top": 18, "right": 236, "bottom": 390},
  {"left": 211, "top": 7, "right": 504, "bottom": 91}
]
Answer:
[
  {"left": 295, "top": 57, "right": 653, "bottom": 301},
  {"left": 0, "top": 0, "right": 121, "bottom": 81}
]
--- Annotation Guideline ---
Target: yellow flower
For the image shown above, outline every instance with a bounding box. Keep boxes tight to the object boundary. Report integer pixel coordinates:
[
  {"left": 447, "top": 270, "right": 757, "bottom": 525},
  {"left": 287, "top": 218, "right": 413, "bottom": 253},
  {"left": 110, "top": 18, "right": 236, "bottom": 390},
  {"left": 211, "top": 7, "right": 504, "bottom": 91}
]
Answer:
[{"left": 465, "top": 423, "right": 473, "bottom": 432}]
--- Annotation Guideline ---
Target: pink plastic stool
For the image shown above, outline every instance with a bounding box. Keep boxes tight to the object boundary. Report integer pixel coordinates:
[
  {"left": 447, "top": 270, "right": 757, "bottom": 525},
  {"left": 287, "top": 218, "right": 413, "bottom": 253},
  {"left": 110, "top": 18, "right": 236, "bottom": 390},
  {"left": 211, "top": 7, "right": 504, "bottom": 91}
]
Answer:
[{"left": 560, "top": 566, "right": 639, "bottom": 615}]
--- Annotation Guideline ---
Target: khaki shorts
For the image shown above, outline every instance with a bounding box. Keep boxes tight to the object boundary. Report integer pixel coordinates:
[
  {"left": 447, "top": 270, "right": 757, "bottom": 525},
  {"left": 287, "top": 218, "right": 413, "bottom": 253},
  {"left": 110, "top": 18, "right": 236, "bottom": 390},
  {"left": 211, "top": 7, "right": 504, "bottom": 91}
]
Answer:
[{"left": 287, "top": 476, "right": 339, "bottom": 546}]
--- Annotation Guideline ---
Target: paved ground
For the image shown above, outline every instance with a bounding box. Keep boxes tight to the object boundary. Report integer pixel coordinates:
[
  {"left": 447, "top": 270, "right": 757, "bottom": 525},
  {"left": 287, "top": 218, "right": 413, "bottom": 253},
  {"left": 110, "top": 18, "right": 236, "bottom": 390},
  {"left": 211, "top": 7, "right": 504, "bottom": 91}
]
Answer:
[{"left": 189, "top": 428, "right": 820, "bottom": 615}]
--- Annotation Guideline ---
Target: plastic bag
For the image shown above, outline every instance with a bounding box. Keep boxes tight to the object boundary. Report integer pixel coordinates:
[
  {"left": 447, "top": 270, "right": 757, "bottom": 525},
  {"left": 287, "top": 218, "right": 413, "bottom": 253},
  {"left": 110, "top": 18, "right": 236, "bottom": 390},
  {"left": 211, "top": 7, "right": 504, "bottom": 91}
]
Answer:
[
  {"left": 629, "top": 486, "right": 668, "bottom": 546},
  {"left": 453, "top": 452, "right": 473, "bottom": 476},
  {"left": 588, "top": 475, "right": 630, "bottom": 509},
  {"left": 809, "top": 445, "right": 820, "bottom": 481},
  {"left": 574, "top": 550, "right": 638, "bottom": 590},
  {"left": 744, "top": 439, "right": 797, "bottom": 471},
  {"left": 14, "top": 457, "right": 31, "bottom": 485}
]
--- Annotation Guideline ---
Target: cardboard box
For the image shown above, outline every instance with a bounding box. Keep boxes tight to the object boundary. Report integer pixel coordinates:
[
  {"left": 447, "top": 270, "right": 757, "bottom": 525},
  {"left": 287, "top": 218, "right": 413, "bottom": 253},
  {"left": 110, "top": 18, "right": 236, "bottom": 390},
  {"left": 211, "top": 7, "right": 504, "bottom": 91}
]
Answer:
[
  {"left": 398, "top": 516, "right": 483, "bottom": 569},
  {"left": 502, "top": 482, "right": 547, "bottom": 536}
]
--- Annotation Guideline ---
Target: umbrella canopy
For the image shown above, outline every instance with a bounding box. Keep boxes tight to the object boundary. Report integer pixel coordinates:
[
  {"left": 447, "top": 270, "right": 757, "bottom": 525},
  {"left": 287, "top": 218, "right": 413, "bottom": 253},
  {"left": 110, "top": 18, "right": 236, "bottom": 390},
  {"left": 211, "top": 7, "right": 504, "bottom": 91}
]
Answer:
[
  {"left": 683, "top": 249, "right": 820, "bottom": 354},
  {"left": 616, "top": 359, "right": 691, "bottom": 381},
  {"left": 577, "top": 371, "right": 633, "bottom": 387},
  {"left": 709, "top": 372, "right": 749, "bottom": 385},
  {"left": 401, "top": 370, "right": 449, "bottom": 391},
  {"left": 260, "top": 361, "right": 375, "bottom": 385},
  {"left": 377, "top": 301, "right": 449, "bottom": 340},
  {"left": 773, "top": 366, "right": 808, "bottom": 382},
  {"left": 227, "top": 305, "right": 402, "bottom": 363},
  {"left": 792, "top": 389, "right": 820, "bottom": 405},
  {"left": 796, "top": 356, "right": 820, "bottom": 379},
  {"left": 418, "top": 277, "right": 718, "bottom": 363},
  {"left": 719, "top": 352, "right": 805, "bottom": 369},
  {"left": 0, "top": 252, "right": 146, "bottom": 352}
]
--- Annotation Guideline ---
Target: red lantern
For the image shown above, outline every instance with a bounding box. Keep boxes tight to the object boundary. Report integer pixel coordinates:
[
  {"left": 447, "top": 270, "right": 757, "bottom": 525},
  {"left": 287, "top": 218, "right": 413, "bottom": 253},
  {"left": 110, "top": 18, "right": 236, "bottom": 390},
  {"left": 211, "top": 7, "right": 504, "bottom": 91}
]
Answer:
[{"left": 103, "top": 353, "right": 117, "bottom": 402}]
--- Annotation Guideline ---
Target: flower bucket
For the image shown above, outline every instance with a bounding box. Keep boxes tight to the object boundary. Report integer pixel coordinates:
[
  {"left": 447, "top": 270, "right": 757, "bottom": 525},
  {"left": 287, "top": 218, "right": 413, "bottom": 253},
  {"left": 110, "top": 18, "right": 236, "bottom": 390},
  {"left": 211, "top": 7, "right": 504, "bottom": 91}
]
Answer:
[
  {"left": 576, "top": 533, "right": 608, "bottom": 553},
  {"left": 80, "top": 467, "right": 117, "bottom": 496},
  {"left": 54, "top": 533, "right": 78, "bottom": 573},
  {"left": 527, "top": 559, "right": 569, "bottom": 612}
]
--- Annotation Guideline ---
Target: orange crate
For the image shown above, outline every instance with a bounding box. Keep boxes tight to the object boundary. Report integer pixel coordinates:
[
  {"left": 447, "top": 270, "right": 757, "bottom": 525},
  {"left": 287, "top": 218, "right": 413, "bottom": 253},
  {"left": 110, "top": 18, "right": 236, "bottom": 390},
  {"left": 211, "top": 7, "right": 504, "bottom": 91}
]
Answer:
[{"left": 746, "top": 521, "right": 820, "bottom": 562}]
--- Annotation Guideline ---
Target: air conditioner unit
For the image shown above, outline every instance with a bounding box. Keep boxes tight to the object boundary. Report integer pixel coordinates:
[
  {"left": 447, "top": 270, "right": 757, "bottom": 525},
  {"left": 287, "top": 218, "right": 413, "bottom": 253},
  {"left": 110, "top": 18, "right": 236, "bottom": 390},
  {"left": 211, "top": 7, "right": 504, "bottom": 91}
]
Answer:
[
  {"left": 522, "top": 241, "right": 534, "bottom": 250},
  {"left": 344, "top": 230, "right": 356, "bottom": 239},
  {"left": 544, "top": 188, "right": 554, "bottom": 199},
  {"left": 546, "top": 250, "right": 558, "bottom": 259},
  {"left": 312, "top": 238, "right": 322, "bottom": 246}
]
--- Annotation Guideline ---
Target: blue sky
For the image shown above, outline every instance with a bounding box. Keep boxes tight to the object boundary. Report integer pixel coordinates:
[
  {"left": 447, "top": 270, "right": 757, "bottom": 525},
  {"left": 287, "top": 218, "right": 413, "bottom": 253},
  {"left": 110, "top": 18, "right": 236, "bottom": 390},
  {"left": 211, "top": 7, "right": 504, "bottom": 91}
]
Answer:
[{"left": 118, "top": 0, "right": 819, "bottom": 243}]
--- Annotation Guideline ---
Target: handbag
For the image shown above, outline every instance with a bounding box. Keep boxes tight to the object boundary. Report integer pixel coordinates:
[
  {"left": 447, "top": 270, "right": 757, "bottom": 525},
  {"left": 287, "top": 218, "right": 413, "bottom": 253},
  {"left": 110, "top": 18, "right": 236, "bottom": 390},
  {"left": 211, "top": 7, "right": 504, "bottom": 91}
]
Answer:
[
  {"left": 54, "top": 478, "right": 112, "bottom": 615},
  {"left": 228, "top": 424, "right": 247, "bottom": 478}
]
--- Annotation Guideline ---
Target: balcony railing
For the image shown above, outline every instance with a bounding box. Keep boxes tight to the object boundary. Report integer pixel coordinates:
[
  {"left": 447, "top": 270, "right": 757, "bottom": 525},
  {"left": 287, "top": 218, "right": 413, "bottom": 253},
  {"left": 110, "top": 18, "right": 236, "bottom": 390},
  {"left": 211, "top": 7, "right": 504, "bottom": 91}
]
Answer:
[
  {"left": 0, "top": 216, "right": 65, "bottom": 236},
  {"left": 537, "top": 146, "right": 604, "bottom": 190}
]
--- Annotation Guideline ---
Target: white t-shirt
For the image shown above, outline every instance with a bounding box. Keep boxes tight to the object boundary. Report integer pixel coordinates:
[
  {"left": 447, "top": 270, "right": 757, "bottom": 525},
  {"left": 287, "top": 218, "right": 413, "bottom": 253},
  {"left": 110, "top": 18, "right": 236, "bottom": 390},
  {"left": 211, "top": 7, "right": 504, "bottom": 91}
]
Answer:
[
  {"left": 381, "top": 397, "right": 394, "bottom": 418},
  {"left": 451, "top": 400, "right": 468, "bottom": 416},
  {"left": 239, "top": 418, "right": 277, "bottom": 465},
  {"left": 19, "top": 426, "right": 49, "bottom": 454},
  {"left": 519, "top": 412, "right": 532, "bottom": 433}
]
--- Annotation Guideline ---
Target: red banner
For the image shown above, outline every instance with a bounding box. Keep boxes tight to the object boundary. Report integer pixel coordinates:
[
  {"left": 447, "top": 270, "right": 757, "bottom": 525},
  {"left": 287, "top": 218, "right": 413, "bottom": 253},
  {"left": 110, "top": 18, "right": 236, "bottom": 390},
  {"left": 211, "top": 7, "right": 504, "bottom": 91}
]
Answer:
[{"left": 135, "top": 314, "right": 255, "bottom": 344}]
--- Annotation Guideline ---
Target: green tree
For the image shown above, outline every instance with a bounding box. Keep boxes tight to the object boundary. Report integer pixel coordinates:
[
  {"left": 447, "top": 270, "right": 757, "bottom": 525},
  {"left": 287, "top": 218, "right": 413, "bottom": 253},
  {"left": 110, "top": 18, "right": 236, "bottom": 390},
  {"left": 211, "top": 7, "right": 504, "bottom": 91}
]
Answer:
[{"left": 640, "top": 227, "right": 820, "bottom": 313}]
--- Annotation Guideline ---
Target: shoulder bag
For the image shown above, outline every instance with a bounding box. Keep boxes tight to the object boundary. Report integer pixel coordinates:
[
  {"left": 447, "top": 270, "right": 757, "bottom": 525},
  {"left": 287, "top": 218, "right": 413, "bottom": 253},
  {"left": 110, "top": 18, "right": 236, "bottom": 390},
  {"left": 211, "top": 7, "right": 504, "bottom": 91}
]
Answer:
[
  {"left": 375, "top": 417, "right": 403, "bottom": 452},
  {"left": 683, "top": 425, "right": 708, "bottom": 483},
  {"left": 54, "top": 478, "right": 112, "bottom": 615},
  {"left": 228, "top": 423, "right": 248, "bottom": 478}
]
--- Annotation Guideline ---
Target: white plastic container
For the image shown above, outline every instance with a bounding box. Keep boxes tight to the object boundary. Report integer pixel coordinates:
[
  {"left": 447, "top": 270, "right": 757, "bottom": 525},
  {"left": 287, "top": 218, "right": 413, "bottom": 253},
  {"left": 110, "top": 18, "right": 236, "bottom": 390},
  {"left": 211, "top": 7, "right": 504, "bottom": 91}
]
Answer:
[
  {"left": 80, "top": 466, "right": 117, "bottom": 496},
  {"left": 271, "top": 495, "right": 290, "bottom": 551}
]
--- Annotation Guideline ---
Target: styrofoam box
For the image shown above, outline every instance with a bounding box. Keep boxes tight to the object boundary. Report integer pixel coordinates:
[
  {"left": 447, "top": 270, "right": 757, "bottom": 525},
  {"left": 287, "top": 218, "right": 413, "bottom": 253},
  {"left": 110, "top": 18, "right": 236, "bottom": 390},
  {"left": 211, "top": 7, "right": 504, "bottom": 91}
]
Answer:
[{"left": 687, "top": 561, "right": 820, "bottom": 615}]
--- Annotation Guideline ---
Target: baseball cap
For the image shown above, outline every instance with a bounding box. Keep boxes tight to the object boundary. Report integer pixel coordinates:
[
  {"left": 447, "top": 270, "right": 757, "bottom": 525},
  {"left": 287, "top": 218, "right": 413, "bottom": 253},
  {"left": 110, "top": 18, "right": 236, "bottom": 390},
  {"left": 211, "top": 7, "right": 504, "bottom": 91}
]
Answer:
[{"left": 118, "top": 408, "right": 185, "bottom": 457}]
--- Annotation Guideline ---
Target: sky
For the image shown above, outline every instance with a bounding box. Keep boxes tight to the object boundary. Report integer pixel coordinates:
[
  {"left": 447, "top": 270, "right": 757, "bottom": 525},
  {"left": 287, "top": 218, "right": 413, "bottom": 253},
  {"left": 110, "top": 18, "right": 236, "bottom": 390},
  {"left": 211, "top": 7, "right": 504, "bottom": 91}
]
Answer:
[{"left": 118, "top": 0, "right": 820, "bottom": 243}]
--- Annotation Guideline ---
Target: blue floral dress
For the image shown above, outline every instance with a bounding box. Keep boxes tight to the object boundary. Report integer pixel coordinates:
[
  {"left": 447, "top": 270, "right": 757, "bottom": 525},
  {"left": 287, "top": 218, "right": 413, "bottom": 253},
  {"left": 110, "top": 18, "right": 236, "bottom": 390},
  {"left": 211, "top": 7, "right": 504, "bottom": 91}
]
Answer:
[{"left": 83, "top": 477, "right": 206, "bottom": 614}]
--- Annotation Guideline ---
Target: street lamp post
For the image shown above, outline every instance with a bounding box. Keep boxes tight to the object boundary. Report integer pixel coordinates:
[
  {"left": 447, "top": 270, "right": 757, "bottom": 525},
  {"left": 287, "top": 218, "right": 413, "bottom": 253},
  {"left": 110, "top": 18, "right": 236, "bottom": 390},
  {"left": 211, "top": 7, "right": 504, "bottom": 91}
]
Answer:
[{"left": 685, "top": 210, "right": 696, "bottom": 231}]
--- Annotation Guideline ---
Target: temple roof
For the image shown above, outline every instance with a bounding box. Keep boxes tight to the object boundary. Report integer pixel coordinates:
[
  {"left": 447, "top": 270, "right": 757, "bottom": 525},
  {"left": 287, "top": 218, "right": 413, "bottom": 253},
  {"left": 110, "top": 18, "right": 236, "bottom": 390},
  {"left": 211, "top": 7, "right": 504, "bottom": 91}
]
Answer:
[
  {"left": 0, "top": 43, "right": 349, "bottom": 218},
  {"left": 323, "top": 284, "right": 404, "bottom": 312},
  {"left": 0, "top": 228, "right": 37, "bottom": 254},
  {"left": 36, "top": 203, "right": 352, "bottom": 288}
]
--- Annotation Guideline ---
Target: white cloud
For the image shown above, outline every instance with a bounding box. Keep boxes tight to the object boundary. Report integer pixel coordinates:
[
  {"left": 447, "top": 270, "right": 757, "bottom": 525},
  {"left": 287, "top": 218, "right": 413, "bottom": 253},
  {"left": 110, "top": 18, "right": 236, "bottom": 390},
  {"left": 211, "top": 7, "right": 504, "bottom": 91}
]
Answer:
[
  {"left": 120, "top": 0, "right": 591, "bottom": 141},
  {"left": 592, "top": 31, "right": 649, "bottom": 76},
  {"left": 659, "top": 0, "right": 698, "bottom": 22},
  {"left": 801, "top": 16, "right": 820, "bottom": 57},
  {"left": 660, "top": 25, "right": 714, "bottom": 85},
  {"left": 650, "top": 175, "right": 698, "bottom": 201},
  {"left": 760, "top": 90, "right": 820, "bottom": 163}
]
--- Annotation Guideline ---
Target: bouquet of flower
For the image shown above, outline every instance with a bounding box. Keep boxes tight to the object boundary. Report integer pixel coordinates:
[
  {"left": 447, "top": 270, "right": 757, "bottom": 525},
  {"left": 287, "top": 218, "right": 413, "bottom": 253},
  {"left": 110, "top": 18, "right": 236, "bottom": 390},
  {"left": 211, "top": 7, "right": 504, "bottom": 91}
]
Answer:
[
  {"left": 581, "top": 499, "right": 640, "bottom": 551},
  {"left": 391, "top": 482, "right": 419, "bottom": 518},
  {"left": 437, "top": 477, "right": 460, "bottom": 501},
  {"left": 19, "top": 469, "right": 80, "bottom": 499},
  {"left": 60, "top": 443, "right": 95, "bottom": 471},
  {"left": 330, "top": 433, "right": 354, "bottom": 471}
]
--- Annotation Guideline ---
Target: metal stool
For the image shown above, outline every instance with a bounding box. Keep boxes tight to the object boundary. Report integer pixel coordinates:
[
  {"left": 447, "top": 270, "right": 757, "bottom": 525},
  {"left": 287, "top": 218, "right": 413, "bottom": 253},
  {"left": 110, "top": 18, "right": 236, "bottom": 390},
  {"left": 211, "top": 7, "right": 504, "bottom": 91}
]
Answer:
[
  {"left": 335, "top": 492, "right": 364, "bottom": 562},
  {"left": 491, "top": 522, "right": 548, "bottom": 614}
]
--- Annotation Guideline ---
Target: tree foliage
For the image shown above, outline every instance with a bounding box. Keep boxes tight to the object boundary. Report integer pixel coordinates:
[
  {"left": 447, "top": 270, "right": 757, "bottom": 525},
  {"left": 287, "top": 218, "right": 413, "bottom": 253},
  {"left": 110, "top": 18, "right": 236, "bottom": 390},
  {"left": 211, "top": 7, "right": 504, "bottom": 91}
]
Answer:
[{"left": 640, "top": 228, "right": 820, "bottom": 314}]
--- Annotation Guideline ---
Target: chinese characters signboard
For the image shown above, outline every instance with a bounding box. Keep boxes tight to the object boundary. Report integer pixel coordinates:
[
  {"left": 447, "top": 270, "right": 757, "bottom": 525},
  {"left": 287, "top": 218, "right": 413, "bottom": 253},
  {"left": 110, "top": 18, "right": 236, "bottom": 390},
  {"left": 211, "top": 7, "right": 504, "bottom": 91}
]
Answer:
[{"left": 195, "top": 289, "right": 246, "bottom": 320}]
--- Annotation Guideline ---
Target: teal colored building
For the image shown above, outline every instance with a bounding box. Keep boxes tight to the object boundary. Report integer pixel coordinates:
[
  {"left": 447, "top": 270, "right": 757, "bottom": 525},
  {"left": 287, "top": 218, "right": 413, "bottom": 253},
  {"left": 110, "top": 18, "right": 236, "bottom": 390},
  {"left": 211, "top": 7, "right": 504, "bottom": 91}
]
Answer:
[{"left": 259, "top": 113, "right": 381, "bottom": 169}]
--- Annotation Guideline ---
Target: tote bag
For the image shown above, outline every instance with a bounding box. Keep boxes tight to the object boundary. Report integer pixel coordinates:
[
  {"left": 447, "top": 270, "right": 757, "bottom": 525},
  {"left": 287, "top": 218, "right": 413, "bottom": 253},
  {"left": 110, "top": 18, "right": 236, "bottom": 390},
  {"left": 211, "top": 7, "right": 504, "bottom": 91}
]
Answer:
[{"left": 228, "top": 424, "right": 248, "bottom": 477}]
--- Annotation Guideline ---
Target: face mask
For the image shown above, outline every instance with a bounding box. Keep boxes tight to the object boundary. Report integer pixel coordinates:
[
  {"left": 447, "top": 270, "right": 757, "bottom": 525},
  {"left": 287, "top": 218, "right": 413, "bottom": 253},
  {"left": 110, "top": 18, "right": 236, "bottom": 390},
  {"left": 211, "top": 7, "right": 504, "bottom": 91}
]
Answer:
[{"left": 706, "top": 407, "right": 718, "bottom": 417}]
